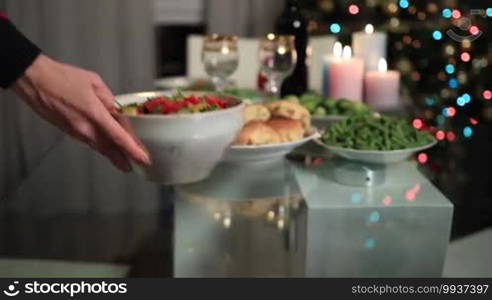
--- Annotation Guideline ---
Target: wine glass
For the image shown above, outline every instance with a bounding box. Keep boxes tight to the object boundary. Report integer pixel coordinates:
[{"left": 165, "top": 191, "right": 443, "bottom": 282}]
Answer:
[
  {"left": 202, "top": 34, "right": 239, "bottom": 92},
  {"left": 258, "top": 34, "right": 297, "bottom": 99}
]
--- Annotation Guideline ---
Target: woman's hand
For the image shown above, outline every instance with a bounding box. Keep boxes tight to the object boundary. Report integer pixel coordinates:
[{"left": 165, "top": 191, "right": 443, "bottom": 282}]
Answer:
[{"left": 11, "top": 54, "right": 151, "bottom": 172}]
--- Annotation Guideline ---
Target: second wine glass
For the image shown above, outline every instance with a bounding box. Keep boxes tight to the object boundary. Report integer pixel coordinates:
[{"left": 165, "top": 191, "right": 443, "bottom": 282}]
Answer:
[
  {"left": 202, "top": 34, "right": 239, "bottom": 92},
  {"left": 259, "top": 34, "right": 297, "bottom": 99}
]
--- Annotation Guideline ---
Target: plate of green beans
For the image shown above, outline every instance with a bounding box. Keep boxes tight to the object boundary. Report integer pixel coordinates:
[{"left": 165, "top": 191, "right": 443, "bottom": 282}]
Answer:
[{"left": 317, "top": 114, "right": 437, "bottom": 164}]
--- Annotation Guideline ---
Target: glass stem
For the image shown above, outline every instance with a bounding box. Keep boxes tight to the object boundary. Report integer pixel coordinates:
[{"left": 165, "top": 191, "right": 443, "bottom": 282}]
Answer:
[
  {"left": 267, "top": 77, "right": 282, "bottom": 99},
  {"left": 213, "top": 77, "right": 226, "bottom": 93}
]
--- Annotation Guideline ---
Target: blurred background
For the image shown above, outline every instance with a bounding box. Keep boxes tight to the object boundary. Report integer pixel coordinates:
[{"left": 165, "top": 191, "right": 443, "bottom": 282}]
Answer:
[{"left": 0, "top": 0, "right": 491, "bottom": 260}]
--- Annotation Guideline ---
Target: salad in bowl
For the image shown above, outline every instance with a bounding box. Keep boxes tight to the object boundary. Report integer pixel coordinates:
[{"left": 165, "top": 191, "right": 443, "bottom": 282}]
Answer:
[{"left": 116, "top": 91, "right": 244, "bottom": 184}]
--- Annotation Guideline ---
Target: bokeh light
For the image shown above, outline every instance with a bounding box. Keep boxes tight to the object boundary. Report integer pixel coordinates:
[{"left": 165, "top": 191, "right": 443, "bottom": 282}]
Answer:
[
  {"left": 461, "top": 52, "right": 471, "bottom": 62},
  {"left": 462, "top": 93, "right": 471, "bottom": 103},
  {"left": 448, "top": 78, "right": 458, "bottom": 88},
  {"left": 456, "top": 96, "right": 466, "bottom": 106},
  {"left": 412, "top": 118, "right": 423, "bottom": 129},
  {"left": 445, "top": 64, "right": 455, "bottom": 74},
  {"left": 442, "top": 8, "right": 452, "bottom": 18},
  {"left": 432, "top": 30, "right": 442, "bottom": 40},
  {"left": 382, "top": 196, "right": 392, "bottom": 206},
  {"left": 398, "top": 0, "right": 409, "bottom": 9},
  {"left": 348, "top": 4, "right": 360, "bottom": 15},
  {"left": 483, "top": 90, "right": 492, "bottom": 100},
  {"left": 463, "top": 126, "right": 473, "bottom": 138},
  {"left": 330, "top": 23, "right": 341, "bottom": 33},
  {"left": 447, "top": 106, "right": 457, "bottom": 117},
  {"left": 367, "top": 211, "right": 380, "bottom": 223},
  {"left": 436, "top": 130, "right": 446, "bottom": 140},
  {"left": 469, "top": 26, "right": 480, "bottom": 35},
  {"left": 470, "top": 118, "right": 478, "bottom": 125},
  {"left": 364, "top": 238, "right": 376, "bottom": 249},
  {"left": 452, "top": 9, "right": 461, "bottom": 19},
  {"left": 486, "top": 8, "right": 492, "bottom": 17},
  {"left": 351, "top": 192, "right": 362, "bottom": 204},
  {"left": 446, "top": 131, "right": 456, "bottom": 142},
  {"left": 417, "top": 153, "right": 428, "bottom": 164}
]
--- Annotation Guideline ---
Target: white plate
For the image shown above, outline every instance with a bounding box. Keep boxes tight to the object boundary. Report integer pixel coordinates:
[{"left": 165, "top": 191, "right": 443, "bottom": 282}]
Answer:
[
  {"left": 223, "top": 129, "right": 321, "bottom": 163},
  {"left": 314, "top": 139, "right": 437, "bottom": 164}
]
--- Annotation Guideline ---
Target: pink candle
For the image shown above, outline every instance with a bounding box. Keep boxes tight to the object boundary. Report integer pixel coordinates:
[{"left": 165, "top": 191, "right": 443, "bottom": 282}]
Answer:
[
  {"left": 364, "top": 58, "right": 401, "bottom": 110},
  {"left": 328, "top": 46, "right": 364, "bottom": 101}
]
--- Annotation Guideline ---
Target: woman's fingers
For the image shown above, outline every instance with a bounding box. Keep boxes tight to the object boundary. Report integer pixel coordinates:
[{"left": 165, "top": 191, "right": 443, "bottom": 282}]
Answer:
[
  {"left": 91, "top": 72, "right": 115, "bottom": 110},
  {"left": 92, "top": 132, "right": 132, "bottom": 172},
  {"left": 90, "top": 103, "right": 151, "bottom": 166},
  {"left": 66, "top": 118, "right": 132, "bottom": 172}
]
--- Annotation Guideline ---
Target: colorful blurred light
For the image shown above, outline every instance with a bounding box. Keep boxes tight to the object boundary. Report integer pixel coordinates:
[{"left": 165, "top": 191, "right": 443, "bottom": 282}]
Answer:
[
  {"left": 462, "top": 93, "right": 471, "bottom": 103},
  {"left": 330, "top": 23, "right": 341, "bottom": 33},
  {"left": 445, "top": 64, "right": 455, "bottom": 74},
  {"left": 470, "top": 117, "right": 478, "bottom": 125},
  {"left": 461, "top": 52, "right": 471, "bottom": 62},
  {"left": 483, "top": 90, "right": 492, "bottom": 100},
  {"left": 457, "top": 96, "right": 466, "bottom": 106},
  {"left": 486, "top": 8, "right": 492, "bottom": 17},
  {"left": 367, "top": 211, "right": 380, "bottom": 223},
  {"left": 432, "top": 30, "right": 443, "bottom": 40},
  {"left": 452, "top": 9, "right": 461, "bottom": 19},
  {"left": 405, "top": 190, "right": 416, "bottom": 201},
  {"left": 425, "top": 97, "right": 436, "bottom": 106},
  {"left": 442, "top": 8, "right": 452, "bottom": 18},
  {"left": 417, "top": 153, "right": 428, "bottom": 164},
  {"left": 469, "top": 26, "right": 480, "bottom": 35},
  {"left": 446, "top": 131, "right": 456, "bottom": 141},
  {"left": 382, "top": 196, "right": 392, "bottom": 206},
  {"left": 348, "top": 4, "right": 360, "bottom": 15},
  {"left": 436, "top": 115, "right": 445, "bottom": 125},
  {"left": 463, "top": 126, "right": 473, "bottom": 138},
  {"left": 364, "top": 238, "right": 376, "bottom": 249},
  {"left": 449, "top": 78, "right": 458, "bottom": 88},
  {"left": 351, "top": 193, "right": 362, "bottom": 204},
  {"left": 412, "top": 118, "right": 423, "bottom": 129},
  {"left": 436, "top": 130, "right": 446, "bottom": 140},
  {"left": 398, "top": 0, "right": 409, "bottom": 9},
  {"left": 447, "top": 106, "right": 457, "bottom": 117}
]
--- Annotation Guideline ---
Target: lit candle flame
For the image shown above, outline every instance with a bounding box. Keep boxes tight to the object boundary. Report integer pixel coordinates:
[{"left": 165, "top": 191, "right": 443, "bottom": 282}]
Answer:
[
  {"left": 365, "top": 24, "right": 374, "bottom": 34},
  {"left": 378, "top": 58, "right": 388, "bottom": 72},
  {"left": 342, "top": 45, "right": 352, "bottom": 59},
  {"left": 333, "top": 41, "right": 343, "bottom": 58}
]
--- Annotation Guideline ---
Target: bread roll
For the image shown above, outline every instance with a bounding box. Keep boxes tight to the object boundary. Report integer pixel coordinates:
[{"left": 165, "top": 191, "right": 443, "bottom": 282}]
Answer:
[
  {"left": 265, "top": 100, "right": 311, "bottom": 128},
  {"left": 234, "top": 121, "right": 281, "bottom": 145},
  {"left": 266, "top": 118, "right": 305, "bottom": 142},
  {"left": 244, "top": 104, "right": 271, "bottom": 124}
]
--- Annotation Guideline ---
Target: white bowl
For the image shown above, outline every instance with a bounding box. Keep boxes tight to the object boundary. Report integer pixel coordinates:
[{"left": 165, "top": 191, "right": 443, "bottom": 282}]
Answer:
[
  {"left": 314, "top": 139, "right": 437, "bottom": 164},
  {"left": 222, "top": 128, "right": 320, "bottom": 163},
  {"left": 116, "top": 91, "right": 244, "bottom": 184}
]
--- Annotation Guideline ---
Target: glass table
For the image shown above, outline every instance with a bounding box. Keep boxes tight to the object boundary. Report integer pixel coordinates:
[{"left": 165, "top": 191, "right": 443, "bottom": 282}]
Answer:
[{"left": 0, "top": 137, "right": 453, "bottom": 277}]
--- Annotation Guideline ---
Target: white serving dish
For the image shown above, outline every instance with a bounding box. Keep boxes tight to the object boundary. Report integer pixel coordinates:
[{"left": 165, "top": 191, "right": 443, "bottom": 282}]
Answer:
[
  {"left": 222, "top": 128, "right": 320, "bottom": 163},
  {"left": 116, "top": 91, "right": 244, "bottom": 184},
  {"left": 314, "top": 139, "right": 437, "bottom": 164}
]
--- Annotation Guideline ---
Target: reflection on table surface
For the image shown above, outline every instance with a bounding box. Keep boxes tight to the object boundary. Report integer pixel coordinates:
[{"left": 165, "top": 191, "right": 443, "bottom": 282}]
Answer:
[{"left": 0, "top": 137, "right": 452, "bottom": 277}]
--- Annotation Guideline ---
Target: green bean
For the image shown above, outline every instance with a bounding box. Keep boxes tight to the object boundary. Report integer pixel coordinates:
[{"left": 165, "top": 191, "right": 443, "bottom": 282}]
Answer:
[{"left": 322, "top": 114, "right": 434, "bottom": 151}]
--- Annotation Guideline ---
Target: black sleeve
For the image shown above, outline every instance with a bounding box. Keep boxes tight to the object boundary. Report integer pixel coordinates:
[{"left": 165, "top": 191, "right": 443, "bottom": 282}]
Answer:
[{"left": 0, "top": 17, "right": 41, "bottom": 89}]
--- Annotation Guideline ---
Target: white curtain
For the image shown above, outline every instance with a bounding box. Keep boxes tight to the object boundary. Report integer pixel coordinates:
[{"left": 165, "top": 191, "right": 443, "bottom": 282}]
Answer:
[
  {"left": 0, "top": 0, "right": 157, "bottom": 206},
  {"left": 206, "top": 0, "right": 283, "bottom": 37}
]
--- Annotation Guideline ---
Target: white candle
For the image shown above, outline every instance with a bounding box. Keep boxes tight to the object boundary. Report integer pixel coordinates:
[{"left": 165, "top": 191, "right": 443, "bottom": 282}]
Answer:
[
  {"left": 328, "top": 45, "right": 364, "bottom": 101},
  {"left": 364, "top": 58, "right": 401, "bottom": 110},
  {"left": 352, "top": 24, "right": 387, "bottom": 71},
  {"left": 322, "top": 42, "right": 341, "bottom": 97}
]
